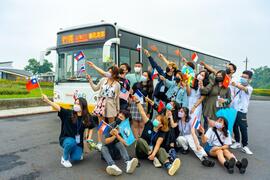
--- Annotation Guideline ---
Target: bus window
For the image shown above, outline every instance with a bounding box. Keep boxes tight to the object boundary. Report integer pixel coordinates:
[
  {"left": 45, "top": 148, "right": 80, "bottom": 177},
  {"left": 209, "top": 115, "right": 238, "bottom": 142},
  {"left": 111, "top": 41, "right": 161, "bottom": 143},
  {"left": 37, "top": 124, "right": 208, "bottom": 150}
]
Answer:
[{"left": 119, "top": 47, "right": 139, "bottom": 73}]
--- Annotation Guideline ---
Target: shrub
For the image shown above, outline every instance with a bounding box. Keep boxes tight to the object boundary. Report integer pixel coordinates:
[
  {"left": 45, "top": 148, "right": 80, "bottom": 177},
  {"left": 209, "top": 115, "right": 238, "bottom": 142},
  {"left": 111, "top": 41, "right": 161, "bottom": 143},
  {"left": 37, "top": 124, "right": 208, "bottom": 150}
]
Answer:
[{"left": 253, "top": 89, "right": 270, "bottom": 96}]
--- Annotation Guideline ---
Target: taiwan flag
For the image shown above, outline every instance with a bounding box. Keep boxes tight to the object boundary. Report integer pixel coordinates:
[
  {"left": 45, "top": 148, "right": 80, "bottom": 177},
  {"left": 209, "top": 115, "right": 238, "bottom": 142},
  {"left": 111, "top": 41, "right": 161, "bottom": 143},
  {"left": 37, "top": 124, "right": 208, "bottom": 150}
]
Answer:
[{"left": 26, "top": 78, "right": 39, "bottom": 91}]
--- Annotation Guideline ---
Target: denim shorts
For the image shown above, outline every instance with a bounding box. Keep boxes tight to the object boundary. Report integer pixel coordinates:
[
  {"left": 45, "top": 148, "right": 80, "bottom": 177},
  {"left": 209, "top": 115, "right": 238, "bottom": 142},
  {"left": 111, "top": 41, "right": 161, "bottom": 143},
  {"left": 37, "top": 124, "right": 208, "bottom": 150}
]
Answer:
[{"left": 204, "top": 143, "right": 213, "bottom": 154}]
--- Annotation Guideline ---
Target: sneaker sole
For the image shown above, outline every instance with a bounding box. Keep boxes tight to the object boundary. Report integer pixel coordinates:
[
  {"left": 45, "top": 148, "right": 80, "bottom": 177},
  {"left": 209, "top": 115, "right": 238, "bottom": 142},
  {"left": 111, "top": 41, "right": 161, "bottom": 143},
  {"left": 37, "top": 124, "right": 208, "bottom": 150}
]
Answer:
[
  {"left": 227, "top": 158, "right": 236, "bottom": 174},
  {"left": 240, "top": 158, "right": 248, "bottom": 174},
  {"left": 242, "top": 148, "right": 253, "bottom": 155},
  {"left": 126, "top": 158, "right": 138, "bottom": 174},
  {"left": 106, "top": 167, "right": 122, "bottom": 176},
  {"left": 168, "top": 158, "right": 181, "bottom": 176},
  {"left": 153, "top": 158, "right": 162, "bottom": 168}
]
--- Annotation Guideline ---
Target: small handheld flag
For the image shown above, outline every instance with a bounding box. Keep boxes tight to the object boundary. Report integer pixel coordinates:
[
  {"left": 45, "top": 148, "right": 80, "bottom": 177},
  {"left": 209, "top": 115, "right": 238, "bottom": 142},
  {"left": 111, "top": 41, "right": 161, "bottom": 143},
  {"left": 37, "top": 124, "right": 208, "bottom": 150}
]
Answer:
[
  {"left": 149, "top": 45, "right": 158, "bottom": 52},
  {"left": 118, "top": 118, "right": 135, "bottom": 146},
  {"left": 192, "top": 116, "right": 201, "bottom": 129},
  {"left": 191, "top": 52, "right": 198, "bottom": 62},
  {"left": 222, "top": 74, "right": 231, "bottom": 88},
  {"left": 78, "top": 64, "right": 86, "bottom": 75},
  {"left": 26, "top": 78, "right": 39, "bottom": 91},
  {"left": 151, "top": 68, "right": 158, "bottom": 80},
  {"left": 134, "top": 89, "right": 144, "bottom": 104},
  {"left": 98, "top": 120, "right": 110, "bottom": 135},
  {"left": 74, "top": 51, "right": 85, "bottom": 61},
  {"left": 157, "top": 100, "right": 165, "bottom": 113},
  {"left": 174, "top": 49, "right": 182, "bottom": 57},
  {"left": 136, "top": 44, "right": 142, "bottom": 51}
]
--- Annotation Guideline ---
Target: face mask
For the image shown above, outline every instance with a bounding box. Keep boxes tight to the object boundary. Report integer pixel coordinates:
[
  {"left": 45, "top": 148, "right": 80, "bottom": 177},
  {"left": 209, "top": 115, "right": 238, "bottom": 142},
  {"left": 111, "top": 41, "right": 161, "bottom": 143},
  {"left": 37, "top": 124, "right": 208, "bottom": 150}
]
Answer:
[
  {"left": 104, "top": 72, "right": 112, "bottom": 78},
  {"left": 174, "top": 77, "right": 181, "bottom": 83},
  {"left": 215, "top": 77, "right": 223, "bottom": 83},
  {"left": 152, "top": 119, "right": 160, "bottom": 128},
  {"left": 166, "top": 67, "right": 170, "bottom": 73},
  {"left": 215, "top": 122, "right": 223, "bottom": 129},
  {"left": 240, "top": 77, "right": 249, "bottom": 86},
  {"left": 166, "top": 103, "right": 173, "bottom": 110},
  {"left": 197, "top": 74, "right": 204, "bottom": 81},
  {"left": 115, "top": 118, "right": 122, "bottom": 124},
  {"left": 134, "top": 67, "right": 141, "bottom": 73},
  {"left": 140, "top": 76, "right": 147, "bottom": 82},
  {"left": 178, "top": 111, "right": 184, "bottom": 118},
  {"left": 73, "top": 104, "right": 81, "bottom": 112},
  {"left": 225, "top": 68, "right": 231, "bottom": 75}
]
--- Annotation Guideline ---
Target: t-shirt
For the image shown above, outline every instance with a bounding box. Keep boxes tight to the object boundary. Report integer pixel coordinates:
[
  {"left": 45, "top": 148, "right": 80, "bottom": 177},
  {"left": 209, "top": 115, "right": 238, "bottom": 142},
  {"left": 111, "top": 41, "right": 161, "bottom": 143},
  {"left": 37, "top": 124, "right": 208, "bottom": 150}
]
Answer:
[
  {"left": 141, "top": 120, "right": 166, "bottom": 147},
  {"left": 58, "top": 108, "right": 96, "bottom": 148},
  {"left": 205, "top": 128, "right": 232, "bottom": 147},
  {"left": 126, "top": 73, "right": 145, "bottom": 88},
  {"left": 104, "top": 119, "right": 123, "bottom": 146},
  {"left": 230, "top": 84, "right": 253, "bottom": 113},
  {"left": 178, "top": 120, "right": 192, "bottom": 136}
]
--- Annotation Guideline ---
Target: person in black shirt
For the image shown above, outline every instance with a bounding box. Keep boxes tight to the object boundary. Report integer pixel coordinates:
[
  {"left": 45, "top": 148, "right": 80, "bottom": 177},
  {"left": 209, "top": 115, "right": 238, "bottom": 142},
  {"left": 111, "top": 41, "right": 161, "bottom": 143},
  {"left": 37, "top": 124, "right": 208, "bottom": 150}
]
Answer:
[
  {"left": 101, "top": 110, "right": 138, "bottom": 176},
  {"left": 133, "top": 96, "right": 181, "bottom": 176},
  {"left": 41, "top": 94, "right": 95, "bottom": 168}
]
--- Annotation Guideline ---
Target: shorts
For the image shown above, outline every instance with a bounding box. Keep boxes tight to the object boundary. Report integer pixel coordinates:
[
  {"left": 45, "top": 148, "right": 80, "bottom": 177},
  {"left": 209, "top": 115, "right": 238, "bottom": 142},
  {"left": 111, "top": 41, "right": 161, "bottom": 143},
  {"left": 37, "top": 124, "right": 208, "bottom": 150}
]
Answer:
[{"left": 204, "top": 142, "right": 213, "bottom": 154}]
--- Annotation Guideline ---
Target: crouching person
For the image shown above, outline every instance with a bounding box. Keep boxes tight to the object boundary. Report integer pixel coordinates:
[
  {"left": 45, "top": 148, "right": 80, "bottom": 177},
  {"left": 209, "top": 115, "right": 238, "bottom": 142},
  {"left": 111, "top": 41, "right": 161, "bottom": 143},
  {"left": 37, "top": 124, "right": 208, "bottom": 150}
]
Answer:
[
  {"left": 200, "top": 117, "right": 248, "bottom": 174},
  {"left": 133, "top": 96, "right": 181, "bottom": 176},
  {"left": 175, "top": 107, "right": 215, "bottom": 167},
  {"left": 41, "top": 94, "right": 95, "bottom": 168},
  {"left": 101, "top": 110, "right": 138, "bottom": 176}
]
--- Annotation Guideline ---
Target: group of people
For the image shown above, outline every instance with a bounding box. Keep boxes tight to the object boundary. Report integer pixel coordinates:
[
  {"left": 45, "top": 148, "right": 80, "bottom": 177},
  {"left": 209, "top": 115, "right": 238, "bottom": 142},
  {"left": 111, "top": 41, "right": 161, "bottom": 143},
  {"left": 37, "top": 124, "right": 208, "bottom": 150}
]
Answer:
[{"left": 41, "top": 48, "right": 253, "bottom": 176}]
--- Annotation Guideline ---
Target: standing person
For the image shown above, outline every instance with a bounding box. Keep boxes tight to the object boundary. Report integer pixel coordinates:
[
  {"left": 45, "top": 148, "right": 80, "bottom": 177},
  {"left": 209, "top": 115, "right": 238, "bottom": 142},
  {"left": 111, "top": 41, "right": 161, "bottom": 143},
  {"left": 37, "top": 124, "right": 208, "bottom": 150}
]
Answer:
[
  {"left": 86, "top": 66, "right": 120, "bottom": 151},
  {"left": 200, "top": 70, "right": 231, "bottom": 129},
  {"left": 230, "top": 70, "right": 254, "bottom": 155},
  {"left": 200, "top": 117, "right": 248, "bottom": 174},
  {"left": 41, "top": 94, "right": 96, "bottom": 168},
  {"left": 133, "top": 96, "right": 181, "bottom": 176},
  {"left": 125, "top": 62, "right": 147, "bottom": 88},
  {"left": 142, "top": 71, "right": 154, "bottom": 118},
  {"left": 174, "top": 107, "right": 215, "bottom": 167},
  {"left": 160, "top": 71, "right": 190, "bottom": 108},
  {"left": 101, "top": 110, "right": 138, "bottom": 176},
  {"left": 118, "top": 67, "right": 131, "bottom": 110}
]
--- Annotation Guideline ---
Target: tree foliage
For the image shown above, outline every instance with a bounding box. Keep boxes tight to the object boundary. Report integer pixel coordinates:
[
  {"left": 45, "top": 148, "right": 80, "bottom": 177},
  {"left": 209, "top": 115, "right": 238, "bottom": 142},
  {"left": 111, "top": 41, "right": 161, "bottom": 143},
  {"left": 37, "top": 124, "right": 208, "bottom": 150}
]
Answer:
[
  {"left": 251, "top": 66, "right": 270, "bottom": 89},
  {"left": 24, "top": 59, "right": 53, "bottom": 75}
]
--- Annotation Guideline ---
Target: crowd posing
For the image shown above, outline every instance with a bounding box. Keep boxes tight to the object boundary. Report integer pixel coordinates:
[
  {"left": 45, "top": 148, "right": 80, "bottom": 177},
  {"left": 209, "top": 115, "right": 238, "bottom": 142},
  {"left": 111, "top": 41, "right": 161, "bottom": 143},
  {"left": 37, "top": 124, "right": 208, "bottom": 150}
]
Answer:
[{"left": 41, "top": 49, "right": 253, "bottom": 176}]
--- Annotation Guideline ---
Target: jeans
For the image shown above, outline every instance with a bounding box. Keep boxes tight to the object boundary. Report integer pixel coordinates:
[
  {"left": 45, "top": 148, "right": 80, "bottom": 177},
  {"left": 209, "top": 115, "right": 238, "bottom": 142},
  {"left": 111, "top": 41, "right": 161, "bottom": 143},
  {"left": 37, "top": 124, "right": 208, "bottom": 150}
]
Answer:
[
  {"left": 135, "top": 138, "right": 169, "bottom": 164},
  {"left": 233, "top": 111, "right": 248, "bottom": 146},
  {"left": 101, "top": 142, "right": 130, "bottom": 166},
  {"left": 62, "top": 137, "right": 83, "bottom": 161}
]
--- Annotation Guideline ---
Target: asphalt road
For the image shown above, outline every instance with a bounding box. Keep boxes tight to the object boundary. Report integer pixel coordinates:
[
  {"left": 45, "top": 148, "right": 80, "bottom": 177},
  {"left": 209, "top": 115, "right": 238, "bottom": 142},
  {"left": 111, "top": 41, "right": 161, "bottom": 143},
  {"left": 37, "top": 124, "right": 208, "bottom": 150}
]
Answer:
[{"left": 0, "top": 101, "right": 270, "bottom": 180}]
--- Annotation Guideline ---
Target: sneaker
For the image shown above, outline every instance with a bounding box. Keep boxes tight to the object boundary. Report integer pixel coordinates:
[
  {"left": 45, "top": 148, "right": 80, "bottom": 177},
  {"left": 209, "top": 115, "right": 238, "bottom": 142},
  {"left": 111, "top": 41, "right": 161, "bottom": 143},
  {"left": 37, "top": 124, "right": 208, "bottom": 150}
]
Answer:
[
  {"left": 181, "top": 149, "right": 189, "bottom": 155},
  {"left": 153, "top": 157, "right": 162, "bottom": 168},
  {"left": 106, "top": 165, "right": 122, "bottom": 176},
  {"left": 201, "top": 157, "right": 215, "bottom": 167},
  {"left": 80, "top": 155, "right": 83, "bottom": 161},
  {"left": 231, "top": 142, "right": 241, "bottom": 149},
  {"left": 169, "top": 148, "right": 177, "bottom": 162},
  {"left": 232, "top": 138, "right": 236, "bottom": 143},
  {"left": 126, "top": 158, "right": 138, "bottom": 173},
  {"left": 168, "top": 158, "right": 181, "bottom": 176},
  {"left": 224, "top": 158, "right": 235, "bottom": 174},
  {"left": 236, "top": 158, "right": 248, "bottom": 174},
  {"left": 61, "top": 156, "right": 72, "bottom": 168},
  {"left": 96, "top": 142, "right": 102, "bottom": 151},
  {"left": 242, "top": 146, "right": 253, "bottom": 155}
]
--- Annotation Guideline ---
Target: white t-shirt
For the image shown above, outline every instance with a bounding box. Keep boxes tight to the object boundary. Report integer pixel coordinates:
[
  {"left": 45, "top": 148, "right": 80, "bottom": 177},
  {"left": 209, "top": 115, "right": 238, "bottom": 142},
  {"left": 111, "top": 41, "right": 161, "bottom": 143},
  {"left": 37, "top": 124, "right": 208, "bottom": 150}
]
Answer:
[
  {"left": 205, "top": 128, "right": 232, "bottom": 147},
  {"left": 231, "top": 84, "right": 253, "bottom": 113}
]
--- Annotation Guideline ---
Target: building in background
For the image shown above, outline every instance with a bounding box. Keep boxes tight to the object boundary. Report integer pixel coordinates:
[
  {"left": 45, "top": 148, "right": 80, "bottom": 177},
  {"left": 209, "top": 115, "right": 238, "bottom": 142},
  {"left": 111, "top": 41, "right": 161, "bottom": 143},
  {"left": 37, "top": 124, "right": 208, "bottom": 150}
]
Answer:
[{"left": 0, "top": 61, "right": 32, "bottom": 81}]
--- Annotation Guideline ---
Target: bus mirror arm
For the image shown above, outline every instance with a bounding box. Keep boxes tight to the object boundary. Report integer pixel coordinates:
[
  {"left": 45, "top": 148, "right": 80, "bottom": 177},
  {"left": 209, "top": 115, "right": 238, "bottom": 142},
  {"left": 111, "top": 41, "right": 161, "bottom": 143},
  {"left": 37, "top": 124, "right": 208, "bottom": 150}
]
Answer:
[{"left": 103, "top": 38, "right": 120, "bottom": 63}]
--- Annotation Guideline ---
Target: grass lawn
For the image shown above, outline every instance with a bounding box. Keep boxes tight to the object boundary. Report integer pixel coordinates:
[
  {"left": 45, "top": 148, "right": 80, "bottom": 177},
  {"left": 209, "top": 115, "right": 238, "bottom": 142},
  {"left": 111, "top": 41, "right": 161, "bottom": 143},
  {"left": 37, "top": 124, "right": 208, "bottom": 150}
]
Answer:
[{"left": 0, "top": 88, "right": 53, "bottom": 99}]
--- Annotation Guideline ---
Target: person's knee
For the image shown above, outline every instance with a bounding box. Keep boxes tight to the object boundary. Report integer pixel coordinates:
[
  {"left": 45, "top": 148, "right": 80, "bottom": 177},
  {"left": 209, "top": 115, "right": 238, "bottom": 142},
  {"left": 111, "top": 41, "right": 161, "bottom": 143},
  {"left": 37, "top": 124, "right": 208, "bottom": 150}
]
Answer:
[
  {"left": 63, "top": 138, "right": 76, "bottom": 148},
  {"left": 70, "top": 147, "right": 83, "bottom": 161},
  {"left": 176, "top": 136, "right": 186, "bottom": 146}
]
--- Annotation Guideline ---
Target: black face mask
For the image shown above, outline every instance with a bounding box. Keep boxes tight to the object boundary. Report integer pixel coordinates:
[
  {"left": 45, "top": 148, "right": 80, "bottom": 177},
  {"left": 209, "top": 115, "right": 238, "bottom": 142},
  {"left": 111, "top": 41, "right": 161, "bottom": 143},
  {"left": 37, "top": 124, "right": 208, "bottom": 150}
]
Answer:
[
  {"left": 166, "top": 67, "right": 170, "bottom": 73},
  {"left": 215, "top": 77, "right": 223, "bottom": 83},
  {"left": 225, "top": 68, "right": 231, "bottom": 75},
  {"left": 115, "top": 118, "right": 122, "bottom": 125},
  {"left": 174, "top": 77, "right": 181, "bottom": 83}
]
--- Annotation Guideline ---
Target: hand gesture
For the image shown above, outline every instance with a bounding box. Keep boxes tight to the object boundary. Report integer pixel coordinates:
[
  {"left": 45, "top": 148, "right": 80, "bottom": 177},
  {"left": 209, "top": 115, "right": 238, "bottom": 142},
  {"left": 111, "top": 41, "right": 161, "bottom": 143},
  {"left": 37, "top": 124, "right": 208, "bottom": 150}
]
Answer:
[
  {"left": 218, "top": 98, "right": 226, "bottom": 103},
  {"left": 190, "top": 106, "right": 196, "bottom": 114},
  {"left": 159, "top": 75, "right": 165, "bottom": 81},
  {"left": 198, "top": 126, "right": 205, "bottom": 134},
  {"left": 41, "top": 94, "right": 49, "bottom": 103},
  {"left": 231, "top": 81, "right": 236, "bottom": 87},
  {"left": 148, "top": 154, "right": 155, "bottom": 161},
  {"left": 86, "top": 74, "right": 92, "bottom": 81},
  {"left": 196, "top": 145, "right": 203, "bottom": 151},
  {"left": 200, "top": 61, "right": 206, "bottom": 66},
  {"left": 158, "top": 53, "right": 165, "bottom": 59},
  {"left": 144, "top": 49, "right": 151, "bottom": 57},
  {"left": 87, "top": 61, "right": 95, "bottom": 67}
]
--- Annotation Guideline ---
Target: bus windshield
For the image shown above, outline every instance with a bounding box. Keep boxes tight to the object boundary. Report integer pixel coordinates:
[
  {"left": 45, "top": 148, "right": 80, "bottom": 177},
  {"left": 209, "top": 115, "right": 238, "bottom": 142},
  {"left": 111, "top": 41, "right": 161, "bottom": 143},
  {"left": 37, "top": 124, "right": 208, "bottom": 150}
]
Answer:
[{"left": 57, "top": 46, "right": 115, "bottom": 82}]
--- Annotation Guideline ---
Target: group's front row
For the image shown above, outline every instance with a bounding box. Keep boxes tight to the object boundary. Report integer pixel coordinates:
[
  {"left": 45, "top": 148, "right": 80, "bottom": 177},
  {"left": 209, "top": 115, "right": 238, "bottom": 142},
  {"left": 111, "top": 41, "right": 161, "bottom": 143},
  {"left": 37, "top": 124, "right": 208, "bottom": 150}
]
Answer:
[{"left": 41, "top": 93, "right": 248, "bottom": 176}]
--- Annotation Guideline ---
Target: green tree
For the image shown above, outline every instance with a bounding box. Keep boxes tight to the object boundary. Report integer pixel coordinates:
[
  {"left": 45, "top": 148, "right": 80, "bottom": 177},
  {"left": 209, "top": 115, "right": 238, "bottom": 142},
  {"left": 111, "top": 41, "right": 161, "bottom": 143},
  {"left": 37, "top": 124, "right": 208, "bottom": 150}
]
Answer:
[
  {"left": 251, "top": 66, "right": 270, "bottom": 89},
  {"left": 24, "top": 58, "right": 53, "bottom": 74}
]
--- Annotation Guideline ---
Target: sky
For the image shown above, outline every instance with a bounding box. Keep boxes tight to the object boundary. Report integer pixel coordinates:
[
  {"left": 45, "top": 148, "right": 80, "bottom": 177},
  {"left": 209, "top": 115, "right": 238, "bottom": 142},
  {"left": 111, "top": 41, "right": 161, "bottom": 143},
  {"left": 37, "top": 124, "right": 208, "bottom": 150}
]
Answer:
[{"left": 0, "top": 0, "right": 270, "bottom": 76}]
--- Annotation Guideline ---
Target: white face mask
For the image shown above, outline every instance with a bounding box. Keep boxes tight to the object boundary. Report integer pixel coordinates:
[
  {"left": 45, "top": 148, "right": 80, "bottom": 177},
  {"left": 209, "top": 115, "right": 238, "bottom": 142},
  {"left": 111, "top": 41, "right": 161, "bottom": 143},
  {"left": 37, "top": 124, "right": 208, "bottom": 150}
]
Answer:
[
  {"left": 104, "top": 72, "right": 112, "bottom": 78},
  {"left": 178, "top": 111, "right": 184, "bottom": 118},
  {"left": 141, "top": 76, "right": 147, "bottom": 82},
  {"left": 197, "top": 74, "right": 204, "bottom": 81},
  {"left": 134, "top": 67, "right": 141, "bottom": 73},
  {"left": 73, "top": 104, "right": 81, "bottom": 112}
]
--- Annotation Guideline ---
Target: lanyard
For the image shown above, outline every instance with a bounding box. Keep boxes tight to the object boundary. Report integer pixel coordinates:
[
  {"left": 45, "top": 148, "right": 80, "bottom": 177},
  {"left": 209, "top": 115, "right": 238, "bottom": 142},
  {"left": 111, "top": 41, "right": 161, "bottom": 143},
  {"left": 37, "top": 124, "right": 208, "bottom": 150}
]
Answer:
[
  {"left": 180, "top": 120, "right": 187, "bottom": 136},
  {"left": 150, "top": 131, "right": 159, "bottom": 146},
  {"left": 76, "top": 118, "right": 82, "bottom": 135}
]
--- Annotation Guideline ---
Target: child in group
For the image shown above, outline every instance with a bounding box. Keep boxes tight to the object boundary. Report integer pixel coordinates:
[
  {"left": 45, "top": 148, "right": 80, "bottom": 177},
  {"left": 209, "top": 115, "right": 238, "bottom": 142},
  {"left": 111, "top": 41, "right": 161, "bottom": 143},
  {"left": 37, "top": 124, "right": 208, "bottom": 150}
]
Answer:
[
  {"left": 101, "top": 110, "right": 138, "bottom": 176},
  {"left": 174, "top": 107, "right": 215, "bottom": 167},
  {"left": 200, "top": 117, "right": 248, "bottom": 174}
]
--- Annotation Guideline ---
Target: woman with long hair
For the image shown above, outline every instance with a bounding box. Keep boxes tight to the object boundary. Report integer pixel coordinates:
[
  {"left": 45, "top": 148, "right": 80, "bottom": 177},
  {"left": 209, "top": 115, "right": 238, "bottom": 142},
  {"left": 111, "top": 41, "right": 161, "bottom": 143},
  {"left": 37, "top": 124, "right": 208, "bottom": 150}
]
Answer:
[{"left": 41, "top": 94, "right": 95, "bottom": 168}]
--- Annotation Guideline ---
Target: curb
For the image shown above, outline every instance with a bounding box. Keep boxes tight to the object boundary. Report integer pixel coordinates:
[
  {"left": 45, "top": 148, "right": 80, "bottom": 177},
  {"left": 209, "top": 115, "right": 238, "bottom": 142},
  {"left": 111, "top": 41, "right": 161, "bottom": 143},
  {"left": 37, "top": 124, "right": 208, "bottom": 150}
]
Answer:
[{"left": 0, "top": 110, "right": 56, "bottom": 119}]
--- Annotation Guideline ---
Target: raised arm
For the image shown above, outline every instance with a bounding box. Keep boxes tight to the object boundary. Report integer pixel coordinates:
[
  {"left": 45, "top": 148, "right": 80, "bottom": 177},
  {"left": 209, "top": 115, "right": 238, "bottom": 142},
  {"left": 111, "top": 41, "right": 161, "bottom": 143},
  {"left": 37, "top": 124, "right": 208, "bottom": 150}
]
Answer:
[
  {"left": 158, "top": 53, "right": 170, "bottom": 66},
  {"left": 200, "top": 61, "right": 218, "bottom": 75},
  {"left": 133, "top": 96, "right": 149, "bottom": 124},
  {"left": 42, "top": 94, "right": 61, "bottom": 112},
  {"left": 87, "top": 61, "right": 106, "bottom": 77},
  {"left": 86, "top": 74, "right": 102, "bottom": 91},
  {"left": 144, "top": 49, "right": 166, "bottom": 77}
]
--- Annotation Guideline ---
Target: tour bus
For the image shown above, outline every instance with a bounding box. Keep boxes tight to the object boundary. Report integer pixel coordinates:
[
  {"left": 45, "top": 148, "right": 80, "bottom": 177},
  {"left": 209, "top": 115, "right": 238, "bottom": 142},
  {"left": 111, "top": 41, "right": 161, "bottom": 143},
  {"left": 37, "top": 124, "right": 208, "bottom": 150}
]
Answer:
[{"left": 46, "top": 21, "right": 230, "bottom": 111}]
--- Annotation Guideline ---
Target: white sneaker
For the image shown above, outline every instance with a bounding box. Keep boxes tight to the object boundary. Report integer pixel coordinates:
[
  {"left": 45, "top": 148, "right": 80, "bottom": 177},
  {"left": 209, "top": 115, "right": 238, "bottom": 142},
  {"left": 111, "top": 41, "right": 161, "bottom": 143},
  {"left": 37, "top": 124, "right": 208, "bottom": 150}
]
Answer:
[
  {"left": 96, "top": 143, "right": 102, "bottom": 151},
  {"left": 126, "top": 158, "right": 138, "bottom": 173},
  {"left": 232, "top": 138, "right": 236, "bottom": 143},
  {"left": 242, "top": 146, "right": 253, "bottom": 155},
  {"left": 153, "top": 157, "right": 162, "bottom": 168},
  {"left": 231, "top": 142, "right": 241, "bottom": 149},
  {"left": 80, "top": 155, "right": 84, "bottom": 160},
  {"left": 61, "top": 156, "right": 72, "bottom": 168},
  {"left": 106, "top": 165, "right": 122, "bottom": 176}
]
